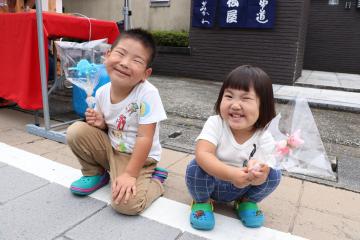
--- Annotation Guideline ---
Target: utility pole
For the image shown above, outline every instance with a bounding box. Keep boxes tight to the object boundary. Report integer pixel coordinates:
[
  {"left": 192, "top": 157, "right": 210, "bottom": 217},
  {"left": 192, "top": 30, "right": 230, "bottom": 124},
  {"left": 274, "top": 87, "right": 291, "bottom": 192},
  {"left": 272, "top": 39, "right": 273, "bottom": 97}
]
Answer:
[{"left": 123, "top": 0, "right": 131, "bottom": 30}]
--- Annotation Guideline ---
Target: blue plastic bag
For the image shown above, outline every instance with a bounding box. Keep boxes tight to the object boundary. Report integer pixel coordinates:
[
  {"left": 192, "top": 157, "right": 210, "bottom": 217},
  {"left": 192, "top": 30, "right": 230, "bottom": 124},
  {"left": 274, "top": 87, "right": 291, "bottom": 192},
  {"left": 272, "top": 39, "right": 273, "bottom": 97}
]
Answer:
[{"left": 72, "top": 64, "right": 110, "bottom": 118}]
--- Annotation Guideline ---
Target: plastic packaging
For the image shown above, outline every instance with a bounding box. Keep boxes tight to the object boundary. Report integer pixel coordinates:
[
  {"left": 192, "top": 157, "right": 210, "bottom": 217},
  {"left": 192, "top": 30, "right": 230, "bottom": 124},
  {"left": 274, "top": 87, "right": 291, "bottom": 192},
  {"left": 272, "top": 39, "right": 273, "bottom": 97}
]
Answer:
[
  {"left": 55, "top": 39, "right": 111, "bottom": 108},
  {"left": 256, "top": 97, "right": 335, "bottom": 180}
]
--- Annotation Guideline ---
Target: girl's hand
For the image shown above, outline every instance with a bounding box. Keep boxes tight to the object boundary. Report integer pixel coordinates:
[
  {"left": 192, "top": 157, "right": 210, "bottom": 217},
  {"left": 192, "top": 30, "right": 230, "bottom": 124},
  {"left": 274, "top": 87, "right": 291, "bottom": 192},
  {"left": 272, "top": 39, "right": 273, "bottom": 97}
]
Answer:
[
  {"left": 248, "top": 159, "right": 270, "bottom": 186},
  {"left": 112, "top": 172, "right": 137, "bottom": 205},
  {"left": 85, "top": 108, "right": 106, "bottom": 129},
  {"left": 230, "top": 167, "right": 252, "bottom": 188}
]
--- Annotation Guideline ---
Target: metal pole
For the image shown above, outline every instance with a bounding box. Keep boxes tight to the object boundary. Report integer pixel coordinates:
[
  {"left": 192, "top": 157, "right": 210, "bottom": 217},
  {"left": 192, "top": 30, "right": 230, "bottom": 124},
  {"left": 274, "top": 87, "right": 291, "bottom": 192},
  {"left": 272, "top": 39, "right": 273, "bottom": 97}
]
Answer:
[
  {"left": 35, "top": 0, "right": 51, "bottom": 130},
  {"left": 123, "top": 0, "right": 130, "bottom": 30}
]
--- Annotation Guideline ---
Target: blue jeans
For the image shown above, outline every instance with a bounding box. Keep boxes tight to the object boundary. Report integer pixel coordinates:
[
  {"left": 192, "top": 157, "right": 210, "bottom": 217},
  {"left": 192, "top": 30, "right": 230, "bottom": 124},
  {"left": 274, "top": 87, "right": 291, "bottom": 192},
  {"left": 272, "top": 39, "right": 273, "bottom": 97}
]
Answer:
[{"left": 185, "top": 159, "right": 281, "bottom": 203}]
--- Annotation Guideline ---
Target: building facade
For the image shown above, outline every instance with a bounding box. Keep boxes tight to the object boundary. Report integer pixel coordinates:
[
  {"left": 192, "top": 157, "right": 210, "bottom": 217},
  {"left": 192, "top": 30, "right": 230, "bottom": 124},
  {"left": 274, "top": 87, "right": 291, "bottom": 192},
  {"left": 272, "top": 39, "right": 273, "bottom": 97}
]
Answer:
[{"left": 63, "top": 0, "right": 360, "bottom": 84}]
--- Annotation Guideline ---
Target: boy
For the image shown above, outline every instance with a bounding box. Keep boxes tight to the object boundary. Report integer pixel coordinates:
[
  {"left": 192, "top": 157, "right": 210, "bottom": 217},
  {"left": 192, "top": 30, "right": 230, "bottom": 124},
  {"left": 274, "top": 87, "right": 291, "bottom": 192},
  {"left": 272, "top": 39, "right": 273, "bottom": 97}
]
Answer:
[{"left": 66, "top": 28, "right": 167, "bottom": 215}]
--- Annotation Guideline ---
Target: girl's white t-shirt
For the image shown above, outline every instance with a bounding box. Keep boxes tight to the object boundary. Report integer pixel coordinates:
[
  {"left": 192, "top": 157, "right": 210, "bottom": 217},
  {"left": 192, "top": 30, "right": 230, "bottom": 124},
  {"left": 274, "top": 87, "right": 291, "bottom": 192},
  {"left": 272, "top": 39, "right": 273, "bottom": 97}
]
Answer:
[
  {"left": 95, "top": 80, "right": 167, "bottom": 161},
  {"left": 196, "top": 115, "right": 275, "bottom": 167}
]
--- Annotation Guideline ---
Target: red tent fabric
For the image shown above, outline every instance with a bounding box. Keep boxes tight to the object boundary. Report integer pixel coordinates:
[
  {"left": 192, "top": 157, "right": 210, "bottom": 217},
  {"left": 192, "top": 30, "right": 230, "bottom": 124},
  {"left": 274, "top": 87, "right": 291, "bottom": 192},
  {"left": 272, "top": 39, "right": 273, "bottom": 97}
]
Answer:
[{"left": 0, "top": 12, "right": 119, "bottom": 110}]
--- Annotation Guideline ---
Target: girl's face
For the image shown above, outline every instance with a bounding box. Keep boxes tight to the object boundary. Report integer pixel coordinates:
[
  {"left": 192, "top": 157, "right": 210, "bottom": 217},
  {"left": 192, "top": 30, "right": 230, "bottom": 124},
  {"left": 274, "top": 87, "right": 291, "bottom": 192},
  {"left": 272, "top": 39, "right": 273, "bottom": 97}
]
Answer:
[{"left": 220, "top": 87, "right": 260, "bottom": 135}]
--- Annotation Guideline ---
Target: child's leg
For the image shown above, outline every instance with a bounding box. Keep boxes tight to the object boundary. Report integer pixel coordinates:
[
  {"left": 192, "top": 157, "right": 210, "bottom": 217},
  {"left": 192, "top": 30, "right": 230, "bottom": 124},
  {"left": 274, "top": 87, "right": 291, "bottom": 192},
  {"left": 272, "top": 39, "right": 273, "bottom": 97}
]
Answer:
[
  {"left": 185, "top": 159, "right": 216, "bottom": 203},
  {"left": 242, "top": 168, "right": 281, "bottom": 202},
  {"left": 186, "top": 159, "right": 219, "bottom": 230},
  {"left": 235, "top": 168, "right": 281, "bottom": 228},
  {"left": 66, "top": 121, "right": 111, "bottom": 175},
  {"left": 109, "top": 152, "right": 164, "bottom": 215}
]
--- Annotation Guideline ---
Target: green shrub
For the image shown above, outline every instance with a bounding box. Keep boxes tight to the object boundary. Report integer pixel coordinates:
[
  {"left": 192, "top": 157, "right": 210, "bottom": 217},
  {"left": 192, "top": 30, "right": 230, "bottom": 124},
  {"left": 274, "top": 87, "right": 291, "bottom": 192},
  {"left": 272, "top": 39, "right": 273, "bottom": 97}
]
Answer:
[{"left": 151, "top": 30, "right": 189, "bottom": 47}]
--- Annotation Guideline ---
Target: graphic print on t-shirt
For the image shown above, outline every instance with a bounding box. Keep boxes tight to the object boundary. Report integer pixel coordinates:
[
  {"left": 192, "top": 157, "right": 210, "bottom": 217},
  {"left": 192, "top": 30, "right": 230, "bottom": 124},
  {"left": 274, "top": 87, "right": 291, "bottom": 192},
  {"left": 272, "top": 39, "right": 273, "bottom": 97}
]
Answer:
[
  {"left": 113, "top": 102, "right": 143, "bottom": 152},
  {"left": 110, "top": 99, "right": 153, "bottom": 153},
  {"left": 140, "top": 101, "right": 150, "bottom": 117}
]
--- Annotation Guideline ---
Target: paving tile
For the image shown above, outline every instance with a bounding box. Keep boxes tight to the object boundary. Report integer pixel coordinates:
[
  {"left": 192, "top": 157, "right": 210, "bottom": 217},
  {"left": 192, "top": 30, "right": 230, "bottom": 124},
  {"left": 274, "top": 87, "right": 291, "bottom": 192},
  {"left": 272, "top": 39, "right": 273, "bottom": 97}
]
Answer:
[
  {"left": 0, "top": 108, "right": 37, "bottom": 130},
  {"left": 0, "top": 165, "right": 49, "bottom": 204},
  {"left": 336, "top": 72, "right": 360, "bottom": 82},
  {"left": 0, "top": 183, "right": 107, "bottom": 240},
  {"left": 0, "top": 128, "right": 43, "bottom": 146},
  {"left": 16, "top": 138, "right": 66, "bottom": 156},
  {"left": 340, "top": 80, "right": 360, "bottom": 90},
  {"left": 318, "top": 89, "right": 359, "bottom": 101},
  {"left": 300, "top": 79, "right": 340, "bottom": 87},
  {"left": 178, "top": 232, "right": 210, "bottom": 240},
  {"left": 300, "top": 70, "right": 312, "bottom": 79},
  {"left": 268, "top": 176, "right": 303, "bottom": 204},
  {"left": 308, "top": 71, "right": 338, "bottom": 83},
  {"left": 275, "top": 86, "right": 322, "bottom": 99},
  {"left": 272, "top": 84, "right": 282, "bottom": 92},
  {"left": 292, "top": 207, "right": 360, "bottom": 240},
  {"left": 260, "top": 197, "right": 298, "bottom": 232},
  {"left": 41, "top": 145, "right": 81, "bottom": 170},
  {"left": 167, "top": 154, "right": 194, "bottom": 176},
  {"left": 300, "top": 181, "right": 360, "bottom": 222},
  {"left": 163, "top": 173, "right": 192, "bottom": 205},
  {"left": 65, "top": 206, "right": 182, "bottom": 240},
  {"left": 157, "top": 148, "right": 190, "bottom": 169}
]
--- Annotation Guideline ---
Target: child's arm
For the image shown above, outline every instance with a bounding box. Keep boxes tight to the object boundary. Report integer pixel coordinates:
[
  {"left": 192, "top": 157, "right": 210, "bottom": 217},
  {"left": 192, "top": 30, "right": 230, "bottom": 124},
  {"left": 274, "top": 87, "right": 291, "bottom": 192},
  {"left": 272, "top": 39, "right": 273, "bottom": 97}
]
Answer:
[
  {"left": 196, "top": 139, "right": 252, "bottom": 188},
  {"left": 85, "top": 108, "right": 107, "bottom": 130},
  {"left": 112, "top": 123, "right": 156, "bottom": 205}
]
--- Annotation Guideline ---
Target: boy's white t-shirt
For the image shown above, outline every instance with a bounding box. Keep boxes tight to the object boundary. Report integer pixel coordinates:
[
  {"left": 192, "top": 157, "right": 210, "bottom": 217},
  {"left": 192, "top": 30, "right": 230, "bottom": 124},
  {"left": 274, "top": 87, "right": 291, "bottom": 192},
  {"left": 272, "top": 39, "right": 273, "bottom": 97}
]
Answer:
[
  {"left": 196, "top": 115, "right": 275, "bottom": 167},
  {"left": 95, "top": 80, "right": 167, "bottom": 161}
]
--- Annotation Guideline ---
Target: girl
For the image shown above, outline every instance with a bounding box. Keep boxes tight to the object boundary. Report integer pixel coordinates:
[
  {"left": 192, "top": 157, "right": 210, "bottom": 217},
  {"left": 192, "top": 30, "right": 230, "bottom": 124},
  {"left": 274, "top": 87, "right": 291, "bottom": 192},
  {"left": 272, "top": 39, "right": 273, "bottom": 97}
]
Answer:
[{"left": 185, "top": 65, "right": 281, "bottom": 230}]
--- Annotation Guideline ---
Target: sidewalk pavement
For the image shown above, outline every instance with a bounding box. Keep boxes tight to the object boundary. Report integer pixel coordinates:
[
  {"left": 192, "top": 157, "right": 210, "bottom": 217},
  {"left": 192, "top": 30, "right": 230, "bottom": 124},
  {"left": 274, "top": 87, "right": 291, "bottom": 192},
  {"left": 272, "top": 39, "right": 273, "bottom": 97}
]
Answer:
[
  {"left": 1, "top": 71, "right": 360, "bottom": 240},
  {"left": 296, "top": 70, "right": 360, "bottom": 93}
]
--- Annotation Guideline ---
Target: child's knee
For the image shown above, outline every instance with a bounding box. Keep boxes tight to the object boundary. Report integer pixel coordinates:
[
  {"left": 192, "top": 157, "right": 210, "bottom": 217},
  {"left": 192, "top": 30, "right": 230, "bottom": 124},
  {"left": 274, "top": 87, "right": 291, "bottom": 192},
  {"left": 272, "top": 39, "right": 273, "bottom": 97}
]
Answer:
[
  {"left": 111, "top": 197, "right": 146, "bottom": 216},
  {"left": 185, "top": 159, "right": 199, "bottom": 178},
  {"left": 66, "top": 121, "right": 89, "bottom": 144},
  {"left": 268, "top": 168, "right": 282, "bottom": 187}
]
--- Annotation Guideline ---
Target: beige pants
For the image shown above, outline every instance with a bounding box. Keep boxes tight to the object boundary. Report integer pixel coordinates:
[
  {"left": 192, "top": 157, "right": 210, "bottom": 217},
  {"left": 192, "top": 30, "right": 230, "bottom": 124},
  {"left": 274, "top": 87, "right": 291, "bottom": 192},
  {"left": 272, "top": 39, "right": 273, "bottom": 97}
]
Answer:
[{"left": 66, "top": 121, "right": 164, "bottom": 215}]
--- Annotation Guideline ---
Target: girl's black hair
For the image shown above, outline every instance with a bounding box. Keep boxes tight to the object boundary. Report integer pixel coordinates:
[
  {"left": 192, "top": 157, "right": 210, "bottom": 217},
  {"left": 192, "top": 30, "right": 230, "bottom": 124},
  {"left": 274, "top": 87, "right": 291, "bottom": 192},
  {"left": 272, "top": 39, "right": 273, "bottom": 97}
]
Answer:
[
  {"left": 111, "top": 28, "right": 156, "bottom": 68},
  {"left": 214, "top": 65, "right": 276, "bottom": 129}
]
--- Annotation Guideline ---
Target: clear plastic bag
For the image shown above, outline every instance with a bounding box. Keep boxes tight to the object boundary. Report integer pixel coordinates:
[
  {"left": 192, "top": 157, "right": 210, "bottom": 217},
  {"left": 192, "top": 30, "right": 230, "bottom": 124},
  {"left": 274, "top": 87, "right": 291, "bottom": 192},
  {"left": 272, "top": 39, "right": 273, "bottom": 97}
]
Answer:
[
  {"left": 55, "top": 39, "right": 111, "bottom": 108},
  {"left": 256, "top": 97, "right": 335, "bottom": 180}
]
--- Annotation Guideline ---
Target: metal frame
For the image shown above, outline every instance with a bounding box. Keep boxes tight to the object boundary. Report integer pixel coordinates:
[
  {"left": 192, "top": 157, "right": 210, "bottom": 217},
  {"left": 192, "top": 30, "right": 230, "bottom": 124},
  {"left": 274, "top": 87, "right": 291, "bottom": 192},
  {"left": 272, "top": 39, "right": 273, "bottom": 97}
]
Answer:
[
  {"left": 27, "top": 0, "right": 130, "bottom": 143},
  {"left": 26, "top": 0, "right": 76, "bottom": 143},
  {"left": 123, "top": 0, "right": 131, "bottom": 30}
]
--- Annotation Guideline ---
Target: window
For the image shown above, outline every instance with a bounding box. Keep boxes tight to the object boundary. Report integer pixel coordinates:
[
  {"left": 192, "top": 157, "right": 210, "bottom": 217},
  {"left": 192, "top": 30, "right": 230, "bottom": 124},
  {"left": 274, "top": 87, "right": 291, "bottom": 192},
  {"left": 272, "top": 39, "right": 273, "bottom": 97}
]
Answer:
[
  {"left": 150, "top": 0, "right": 170, "bottom": 7},
  {"left": 328, "top": 0, "right": 339, "bottom": 5}
]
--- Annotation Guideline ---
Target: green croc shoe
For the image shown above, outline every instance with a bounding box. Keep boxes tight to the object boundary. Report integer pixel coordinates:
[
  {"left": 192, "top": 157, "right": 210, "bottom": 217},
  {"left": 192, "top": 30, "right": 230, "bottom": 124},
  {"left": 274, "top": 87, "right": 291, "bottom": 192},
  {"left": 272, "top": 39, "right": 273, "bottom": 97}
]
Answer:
[
  {"left": 70, "top": 172, "right": 110, "bottom": 195},
  {"left": 190, "top": 202, "right": 215, "bottom": 230},
  {"left": 235, "top": 201, "right": 264, "bottom": 228}
]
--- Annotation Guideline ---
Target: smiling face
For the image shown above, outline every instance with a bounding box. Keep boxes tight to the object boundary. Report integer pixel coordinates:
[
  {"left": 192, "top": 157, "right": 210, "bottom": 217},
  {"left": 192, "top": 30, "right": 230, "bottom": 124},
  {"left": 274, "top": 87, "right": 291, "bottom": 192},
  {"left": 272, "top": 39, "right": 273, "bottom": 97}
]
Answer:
[
  {"left": 104, "top": 37, "right": 152, "bottom": 92},
  {"left": 220, "top": 87, "right": 260, "bottom": 136}
]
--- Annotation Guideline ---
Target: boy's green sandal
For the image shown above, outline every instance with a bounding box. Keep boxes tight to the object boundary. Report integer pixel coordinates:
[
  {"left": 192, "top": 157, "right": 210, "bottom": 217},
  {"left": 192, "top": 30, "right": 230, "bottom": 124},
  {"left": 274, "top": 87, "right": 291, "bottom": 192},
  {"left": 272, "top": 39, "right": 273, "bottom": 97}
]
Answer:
[
  {"left": 190, "top": 202, "right": 215, "bottom": 230},
  {"left": 235, "top": 201, "right": 264, "bottom": 228},
  {"left": 70, "top": 171, "right": 110, "bottom": 196}
]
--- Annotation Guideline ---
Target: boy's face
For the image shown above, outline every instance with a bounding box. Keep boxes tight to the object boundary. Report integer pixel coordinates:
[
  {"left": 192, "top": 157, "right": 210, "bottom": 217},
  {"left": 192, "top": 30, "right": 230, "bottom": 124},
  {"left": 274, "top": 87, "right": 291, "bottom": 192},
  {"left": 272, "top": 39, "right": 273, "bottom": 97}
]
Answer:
[{"left": 104, "top": 38, "right": 152, "bottom": 90}]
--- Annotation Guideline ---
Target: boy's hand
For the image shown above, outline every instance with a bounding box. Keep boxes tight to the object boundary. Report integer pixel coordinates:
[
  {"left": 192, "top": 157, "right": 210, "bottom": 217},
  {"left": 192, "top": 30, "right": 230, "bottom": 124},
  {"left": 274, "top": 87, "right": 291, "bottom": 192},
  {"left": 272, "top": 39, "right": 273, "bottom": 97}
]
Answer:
[
  {"left": 230, "top": 167, "right": 252, "bottom": 188},
  {"left": 112, "top": 172, "right": 137, "bottom": 205},
  {"left": 247, "top": 159, "right": 270, "bottom": 186},
  {"left": 85, "top": 108, "right": 106, "bottom": 129}
]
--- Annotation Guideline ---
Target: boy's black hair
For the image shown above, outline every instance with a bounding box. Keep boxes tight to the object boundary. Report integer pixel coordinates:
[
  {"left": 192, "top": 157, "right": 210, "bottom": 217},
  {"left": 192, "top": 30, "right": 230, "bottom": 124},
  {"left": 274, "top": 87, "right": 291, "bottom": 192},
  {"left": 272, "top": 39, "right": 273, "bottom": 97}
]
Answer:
[
  {"left": 111, "top": 28, "right": 156, "bottom": 68},
  {"left": 214, "top": 65, "right": 276, "bottom": 129}
]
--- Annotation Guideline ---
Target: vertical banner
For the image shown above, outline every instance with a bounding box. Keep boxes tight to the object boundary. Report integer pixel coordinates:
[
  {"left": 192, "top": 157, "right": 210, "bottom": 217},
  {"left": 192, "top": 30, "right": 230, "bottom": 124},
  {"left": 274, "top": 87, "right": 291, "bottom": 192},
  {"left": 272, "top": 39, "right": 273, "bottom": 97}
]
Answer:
[
  {"left": 246, "top": 0, "right": 276, "bottom": 28},
  {"left": 192, "top": 0, "right": 217, "bottom": 28},
  {"left": 218, "top": 0, "right": 247, "bottom": 28}
]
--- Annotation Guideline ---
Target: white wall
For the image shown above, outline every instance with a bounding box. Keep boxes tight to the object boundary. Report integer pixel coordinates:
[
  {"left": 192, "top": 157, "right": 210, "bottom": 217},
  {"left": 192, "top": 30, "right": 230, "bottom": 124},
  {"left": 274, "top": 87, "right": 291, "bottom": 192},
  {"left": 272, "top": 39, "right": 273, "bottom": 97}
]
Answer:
[
  {"left": 62, "top": 0, "right": 123, "bottom": 21},
  {"left": 62, "top": 0, "right": 190, "bottom": 31}
]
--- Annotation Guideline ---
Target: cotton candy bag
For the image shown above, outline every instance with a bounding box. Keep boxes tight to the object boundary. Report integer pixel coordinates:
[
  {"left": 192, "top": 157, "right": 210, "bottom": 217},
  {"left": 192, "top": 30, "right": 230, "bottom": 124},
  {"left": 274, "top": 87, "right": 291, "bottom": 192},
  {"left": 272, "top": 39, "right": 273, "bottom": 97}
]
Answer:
[{"left": 256, "top": 97, "right": 335, "bottom": 180}]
